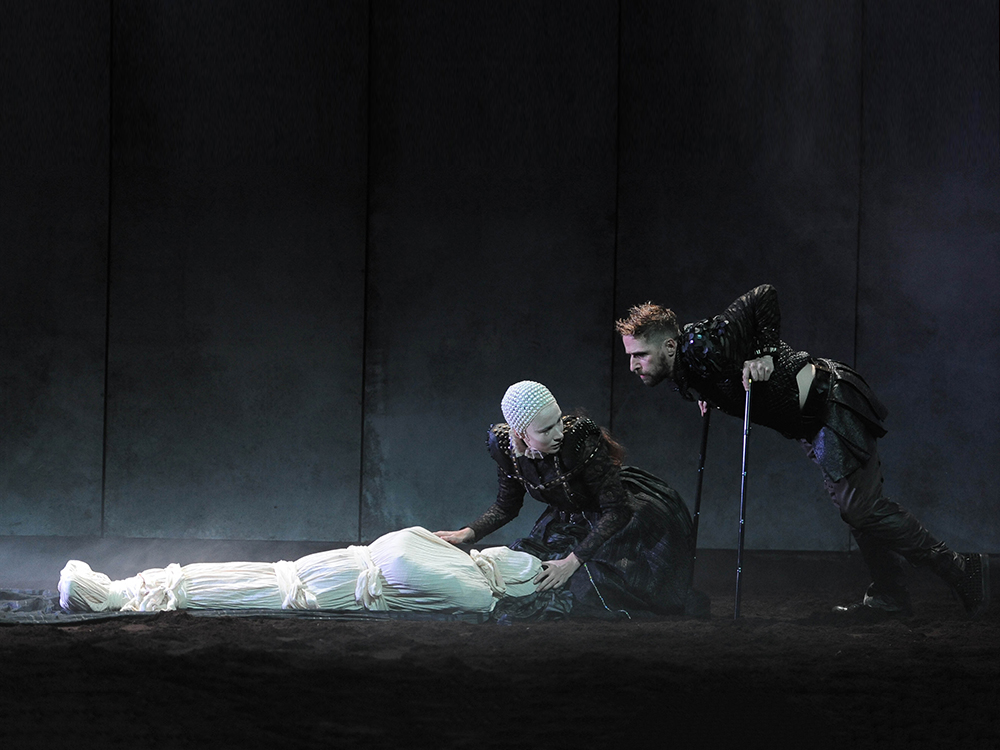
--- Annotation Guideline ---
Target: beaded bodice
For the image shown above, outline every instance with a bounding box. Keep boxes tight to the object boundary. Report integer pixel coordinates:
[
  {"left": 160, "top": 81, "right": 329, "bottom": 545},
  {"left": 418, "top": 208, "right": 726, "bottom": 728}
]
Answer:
[{"left": 467, "top": 415, "right": 632, "bottom": 562}]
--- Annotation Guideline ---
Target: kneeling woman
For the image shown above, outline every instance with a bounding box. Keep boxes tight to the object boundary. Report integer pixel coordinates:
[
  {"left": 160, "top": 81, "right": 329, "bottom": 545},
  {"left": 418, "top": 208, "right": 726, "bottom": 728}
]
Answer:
[{"left": 437, "top": 381, "right": 707, "bottom": 619}]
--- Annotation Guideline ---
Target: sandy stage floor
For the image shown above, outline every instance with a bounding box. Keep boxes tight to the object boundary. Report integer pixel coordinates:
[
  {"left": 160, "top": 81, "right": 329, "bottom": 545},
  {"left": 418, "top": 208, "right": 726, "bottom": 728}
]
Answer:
[{"left": 1, "top": 553, "right": 996, "bottom": 750}]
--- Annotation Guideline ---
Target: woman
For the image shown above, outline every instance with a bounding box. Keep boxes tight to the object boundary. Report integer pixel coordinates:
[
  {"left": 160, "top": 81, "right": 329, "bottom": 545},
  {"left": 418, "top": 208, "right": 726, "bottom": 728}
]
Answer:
[{"left": 436, "top": 381, "right": 708, "bottom": 619}]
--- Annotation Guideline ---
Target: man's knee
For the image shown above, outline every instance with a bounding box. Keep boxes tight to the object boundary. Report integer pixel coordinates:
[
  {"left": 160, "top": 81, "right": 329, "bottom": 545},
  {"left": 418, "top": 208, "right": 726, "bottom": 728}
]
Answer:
[
  {"left": 827, "top": 472, "right": 888, "bottom": 527},
  {"left": 834, "top": 486, "right": 874, "bottom": 526},
  {"left": 820, "top": 449, "right": 885, "bottom": 521},
  {"left": 838, "top": 489, "right": 904, "bottom": 530},
  {"left": 839, "top": 497, "right": 876, "bottom": 528}
]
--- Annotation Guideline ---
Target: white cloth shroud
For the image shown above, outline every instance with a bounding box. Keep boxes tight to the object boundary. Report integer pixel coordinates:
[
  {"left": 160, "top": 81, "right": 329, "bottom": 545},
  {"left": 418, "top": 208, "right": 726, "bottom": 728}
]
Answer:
[{"left": 59, "top": 526, "right": 543, "bottom": 614}]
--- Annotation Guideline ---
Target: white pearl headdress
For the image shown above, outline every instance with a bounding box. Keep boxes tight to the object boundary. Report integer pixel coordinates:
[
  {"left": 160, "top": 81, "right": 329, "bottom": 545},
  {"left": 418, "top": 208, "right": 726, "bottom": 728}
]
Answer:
[{"left": 501, "top": 380, "right": 556, "bottom": 434}]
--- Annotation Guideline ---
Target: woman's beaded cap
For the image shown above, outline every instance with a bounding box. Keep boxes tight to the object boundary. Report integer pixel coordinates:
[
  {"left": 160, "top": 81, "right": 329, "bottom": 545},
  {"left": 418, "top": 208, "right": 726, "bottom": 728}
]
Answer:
[{"left": 501, "top": 380, "right": 556, "bottom": 434}]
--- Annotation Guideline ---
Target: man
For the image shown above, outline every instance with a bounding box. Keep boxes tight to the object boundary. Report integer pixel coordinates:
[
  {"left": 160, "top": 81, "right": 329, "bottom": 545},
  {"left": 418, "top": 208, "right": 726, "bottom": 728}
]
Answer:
[{"left": 616, "top": 283, "right": 989, "bottom": 618}]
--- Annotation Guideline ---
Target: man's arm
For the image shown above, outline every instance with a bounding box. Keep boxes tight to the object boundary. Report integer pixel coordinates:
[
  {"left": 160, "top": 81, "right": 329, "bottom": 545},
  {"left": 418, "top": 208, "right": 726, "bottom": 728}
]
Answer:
[
  {"left": 724, "top": 284, "right": 781, "bottom": 359},
  {"left": 725, "top": 284, "right": 781, "bottom": 390}
]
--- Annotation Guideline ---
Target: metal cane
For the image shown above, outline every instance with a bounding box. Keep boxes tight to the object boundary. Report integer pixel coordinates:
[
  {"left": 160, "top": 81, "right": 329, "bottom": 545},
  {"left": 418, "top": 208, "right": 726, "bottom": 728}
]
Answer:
[
  {"left": 688, "top": 408, "right": 711, "bottom": 589},
  {"left": 734, "top": 381, "right": 752, "bottom": 620}
]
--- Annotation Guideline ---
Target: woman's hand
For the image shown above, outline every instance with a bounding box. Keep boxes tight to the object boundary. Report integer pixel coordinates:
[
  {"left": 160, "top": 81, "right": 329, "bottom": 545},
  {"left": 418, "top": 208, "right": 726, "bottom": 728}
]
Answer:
[
  {"left": 435, "top": 528, "right": 475, "bottom": 545},
  {"left": 742, "top": 355, "right": 774, "bottom": 391},
  {"left": 533, "top": 553, "right": 582, "bottom": 592}
]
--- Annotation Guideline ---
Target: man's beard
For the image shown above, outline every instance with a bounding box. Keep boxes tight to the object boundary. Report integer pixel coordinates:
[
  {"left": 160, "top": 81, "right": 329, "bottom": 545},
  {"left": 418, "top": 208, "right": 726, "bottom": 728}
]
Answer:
[{"left": 642, "top": 355, "right": 673, "bottom": 387}]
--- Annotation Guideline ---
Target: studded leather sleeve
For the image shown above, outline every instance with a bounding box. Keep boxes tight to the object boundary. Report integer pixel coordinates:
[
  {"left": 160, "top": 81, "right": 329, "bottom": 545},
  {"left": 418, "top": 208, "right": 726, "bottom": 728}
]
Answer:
[
  {"left": 679, "top": 284, "right": 782, "bottom": 379},
  {"left": 467, "top": 465, "right": 526, "bottom": 542},
  {"left": 676, "top": 284, "right": 811, "bottom": 435},
  {"left": 738, "top": 283, "right": 782, "bottom": 358}
]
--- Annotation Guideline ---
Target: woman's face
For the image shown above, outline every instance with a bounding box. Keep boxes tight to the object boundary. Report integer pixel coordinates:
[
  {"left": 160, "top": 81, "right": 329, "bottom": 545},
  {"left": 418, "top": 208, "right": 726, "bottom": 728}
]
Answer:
[{"left": 521, "top": 401, "right": 564, "bottom": 454}]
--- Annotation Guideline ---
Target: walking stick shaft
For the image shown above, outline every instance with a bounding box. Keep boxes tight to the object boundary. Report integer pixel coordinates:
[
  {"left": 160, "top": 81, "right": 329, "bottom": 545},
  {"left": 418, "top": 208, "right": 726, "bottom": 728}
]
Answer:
[
  {"left": 689, "top": 409, "right": 711, "bottom": 588},
  {"left": 735, "top": 382, "right": 752, "bottom": 620}
]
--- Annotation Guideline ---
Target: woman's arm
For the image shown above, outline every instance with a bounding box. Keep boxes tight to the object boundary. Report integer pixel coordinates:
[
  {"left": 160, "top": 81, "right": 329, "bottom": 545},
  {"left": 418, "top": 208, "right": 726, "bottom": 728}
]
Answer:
[
  {"left": 437, "top": 465, "right": 525, "bottom": 544},
  {"left": 568, "top": 434, "right": 632, "bottom": 563}
]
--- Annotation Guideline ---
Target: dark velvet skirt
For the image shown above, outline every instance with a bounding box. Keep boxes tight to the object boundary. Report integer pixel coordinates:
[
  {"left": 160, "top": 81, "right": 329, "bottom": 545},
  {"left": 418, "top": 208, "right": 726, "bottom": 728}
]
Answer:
[{"left": 500, "top": 467, "right": 709, "bottom": 620}]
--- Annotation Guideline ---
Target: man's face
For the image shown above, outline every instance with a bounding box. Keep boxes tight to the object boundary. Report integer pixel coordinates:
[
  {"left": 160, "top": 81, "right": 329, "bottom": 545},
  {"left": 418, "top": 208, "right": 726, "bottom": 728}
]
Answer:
[{"left": 622, "top": 334, "right": 676, "bottom": 387}]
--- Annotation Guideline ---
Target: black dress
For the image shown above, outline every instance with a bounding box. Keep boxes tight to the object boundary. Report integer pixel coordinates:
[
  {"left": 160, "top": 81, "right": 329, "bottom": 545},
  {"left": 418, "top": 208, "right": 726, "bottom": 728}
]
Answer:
[{"left": 467, "top": 415, "right": 707, "bottom": 619}]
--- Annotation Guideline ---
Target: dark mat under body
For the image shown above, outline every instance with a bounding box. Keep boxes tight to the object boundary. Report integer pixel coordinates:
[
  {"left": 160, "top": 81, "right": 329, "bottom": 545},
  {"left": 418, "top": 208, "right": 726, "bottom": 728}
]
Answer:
[{"left": 0, "top": 589, "right": 488, "bottom": 625}]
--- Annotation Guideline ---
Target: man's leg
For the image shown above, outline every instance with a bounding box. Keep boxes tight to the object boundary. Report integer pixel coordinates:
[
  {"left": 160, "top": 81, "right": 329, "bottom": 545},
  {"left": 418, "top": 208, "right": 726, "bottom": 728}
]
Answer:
[
  {"left": 802, "top": 439, "right": 911, "bottom": 613},
  {"left": 801, "top": 437, "right": 989, "bottom": 617},
  {"left": 850, "top": 528, "right": 911, "bottom": 610}
]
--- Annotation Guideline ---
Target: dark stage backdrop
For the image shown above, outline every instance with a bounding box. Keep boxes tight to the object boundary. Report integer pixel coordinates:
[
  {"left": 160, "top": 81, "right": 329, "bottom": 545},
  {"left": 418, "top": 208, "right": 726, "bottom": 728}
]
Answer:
[
  {"left": 105, "top": 0, "right": 369, "bottom": 541},
  {"left": 363, "top": 0, "right": 618, "bottom": 541},
  {"left": 0, "top": 1, "right": 110, "bottom": 537},
  {"left": 613, "top": 1, "right": 864, "bottom": 551},
  {"left": 1, "top": 0, "right": 997, "bottom": 556},
  {"left": 855, "top": 0, "right": 1000, "bottom": 552}
]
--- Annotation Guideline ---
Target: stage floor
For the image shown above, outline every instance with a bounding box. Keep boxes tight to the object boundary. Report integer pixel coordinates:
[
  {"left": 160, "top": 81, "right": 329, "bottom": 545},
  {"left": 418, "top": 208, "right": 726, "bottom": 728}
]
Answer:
[{"left": 0, "top": 550, "right": 996, "bottom": 749}]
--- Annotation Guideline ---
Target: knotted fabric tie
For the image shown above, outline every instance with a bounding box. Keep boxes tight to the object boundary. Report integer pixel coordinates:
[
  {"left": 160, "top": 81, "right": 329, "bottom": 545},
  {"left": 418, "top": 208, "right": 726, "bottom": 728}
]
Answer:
[
  {"left": 274, "top": 559, "right": 317, "bottom": 610},
  {"left": 469, "top": 549, "right": 507, "bottom": 596},
  {"left": 122, "top": 564, "right": 186, "bottom": 612},
  {"left": 350, "top": 545, "right": 387, "bottom": 610}
]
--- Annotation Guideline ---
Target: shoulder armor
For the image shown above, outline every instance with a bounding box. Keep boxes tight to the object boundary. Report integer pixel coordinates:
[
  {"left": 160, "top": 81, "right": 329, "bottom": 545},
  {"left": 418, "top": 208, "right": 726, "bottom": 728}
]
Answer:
[
  {"left": 559, "top": 415, "right": 603, "bottom": 470},
  {"left": 487, "top": 423, "right": 516, "bottom": 475}
]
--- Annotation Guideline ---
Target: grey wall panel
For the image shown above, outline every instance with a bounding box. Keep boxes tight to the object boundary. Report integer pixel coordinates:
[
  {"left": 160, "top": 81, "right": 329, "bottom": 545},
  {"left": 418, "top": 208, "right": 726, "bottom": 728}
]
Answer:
[
  {"left": 614, "top": 1, "right": 862, "bottom": 550},
  {"left": 363, "top": 0, "right": 619, "bottom": 541},
  {"left": 5, "top": 0, "right": 996, "bottom": 556},
  {"left": 858, "top": 0, "right": 1000, "bottom": 551},
  {"left": 0, "top": 1, "right": 109, "bottom": 536},
  {"left": 106, "top": 1, "right": 368, "bottom": 540}
]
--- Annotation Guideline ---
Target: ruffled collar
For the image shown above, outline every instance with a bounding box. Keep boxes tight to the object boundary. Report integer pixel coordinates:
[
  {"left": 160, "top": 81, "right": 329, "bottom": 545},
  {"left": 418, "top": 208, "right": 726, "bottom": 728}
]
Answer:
[{"left": 509, "top": 433, "right": 548, "bottom": 460}]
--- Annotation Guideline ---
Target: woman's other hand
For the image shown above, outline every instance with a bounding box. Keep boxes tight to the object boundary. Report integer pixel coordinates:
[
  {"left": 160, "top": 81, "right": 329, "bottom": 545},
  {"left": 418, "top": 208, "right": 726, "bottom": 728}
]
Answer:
[
  {"left": 434, "top": 528, "right": 475, "bottom": 545},
  {"left": 533, "top": 553, "right": 582, "bottom": 592}
]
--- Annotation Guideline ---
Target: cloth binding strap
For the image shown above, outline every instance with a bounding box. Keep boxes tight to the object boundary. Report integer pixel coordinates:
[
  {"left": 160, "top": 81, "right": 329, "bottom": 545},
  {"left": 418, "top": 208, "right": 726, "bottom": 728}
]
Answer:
[
  {"left": 274, "top": 559, "right": 317, "bottom": 610},
  {"left": 350, "top": 545, "right": 387, "bottom": 610},
  {"left": 469, "top": 550, "right": 506, "bottom": 596},
  {"left": 121, "top": 563, "right": 186, "bottom": 612}
]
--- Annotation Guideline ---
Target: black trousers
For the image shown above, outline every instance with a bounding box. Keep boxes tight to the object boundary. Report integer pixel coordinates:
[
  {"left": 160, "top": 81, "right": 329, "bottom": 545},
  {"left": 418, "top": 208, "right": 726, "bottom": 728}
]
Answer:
[{"left": 800, "top": 437, "right": 955, "bottom": 592}]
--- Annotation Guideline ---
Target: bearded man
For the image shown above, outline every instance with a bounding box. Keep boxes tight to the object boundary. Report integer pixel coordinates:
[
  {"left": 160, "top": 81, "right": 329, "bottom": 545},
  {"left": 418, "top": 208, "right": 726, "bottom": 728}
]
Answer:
[{"left": 616, "top": 284, "right": 989, "bottom": 619}]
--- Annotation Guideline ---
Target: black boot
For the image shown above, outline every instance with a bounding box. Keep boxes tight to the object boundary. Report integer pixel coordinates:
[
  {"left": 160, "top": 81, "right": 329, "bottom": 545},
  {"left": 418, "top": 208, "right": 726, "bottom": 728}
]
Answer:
[
  {"left": 833, "top": 582, "right": 912, "bottom": 620},
  {"left": 833, "top": 528, "right": 913, "bottom": 619},
  {"left": 850, "top": 500, "right": 990, "bottom": 617},
  {"left": 931, "top": 549, "right": 991, "bottom": 618}
]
